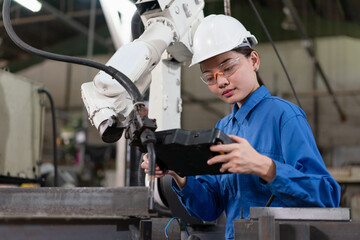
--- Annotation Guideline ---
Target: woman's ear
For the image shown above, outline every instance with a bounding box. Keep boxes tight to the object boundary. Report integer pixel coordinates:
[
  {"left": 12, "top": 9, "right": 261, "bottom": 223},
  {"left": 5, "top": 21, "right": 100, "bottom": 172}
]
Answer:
[{"left": 250, "top": 51, "right": 260, "bottom": 72}]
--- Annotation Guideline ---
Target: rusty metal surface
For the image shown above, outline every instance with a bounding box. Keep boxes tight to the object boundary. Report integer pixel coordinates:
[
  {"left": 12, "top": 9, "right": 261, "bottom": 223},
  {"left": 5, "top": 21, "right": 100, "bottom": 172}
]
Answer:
[
  {"left": 258, "top": 216, "right": 276, "bottom": 240},
  {"left": 279, "top": 223, "right": 310, "bottom": 240},
  {"left": 235, "top": 219, "right": 360, "bottom": 240},
  {"left": 249, "top": 207, "right": 350, "bottom": 221},
  {"left": 0, "top": 218, "right": 182, "bottom": 240},
  {"left": 0, "top": 224, "right": 128, "bottom": 240},
  {"left": 234, "top": 219, "right": 258, "bottom": 240},
  {"left": 0, "top": 187, "right": 150, "bottom": 219},
  {"left": 0, "top": 218, "right": 144, "bottom": 240}
]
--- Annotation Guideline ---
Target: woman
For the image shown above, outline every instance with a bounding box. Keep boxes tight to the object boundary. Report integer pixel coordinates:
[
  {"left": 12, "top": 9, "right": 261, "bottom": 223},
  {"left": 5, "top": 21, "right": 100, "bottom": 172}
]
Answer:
[{"left": 142, "top": 14, "right": 340, "bottom": 240}]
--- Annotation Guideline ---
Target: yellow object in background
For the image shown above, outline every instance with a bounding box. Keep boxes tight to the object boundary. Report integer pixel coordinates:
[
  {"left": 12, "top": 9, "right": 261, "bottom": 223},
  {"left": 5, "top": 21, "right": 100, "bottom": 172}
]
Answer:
[{"left": 20, "top": 183, "right": 40, "bottom": 188}]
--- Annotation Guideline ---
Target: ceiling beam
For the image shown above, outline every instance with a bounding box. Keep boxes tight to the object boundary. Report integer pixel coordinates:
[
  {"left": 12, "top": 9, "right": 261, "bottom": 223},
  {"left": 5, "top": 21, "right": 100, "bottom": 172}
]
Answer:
[
  {"left": 0, "top": 9, "right": 104, "bottom": 26},
  {"left": 40, "top": 1, "right": 113, "bottom": 51}
]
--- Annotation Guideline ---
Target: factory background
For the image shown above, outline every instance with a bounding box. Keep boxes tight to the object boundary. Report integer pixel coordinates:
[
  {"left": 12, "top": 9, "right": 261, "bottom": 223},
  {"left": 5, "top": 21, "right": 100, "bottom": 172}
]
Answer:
[{"left": 1, "top": 0, "right": 360, "bottom": 237}]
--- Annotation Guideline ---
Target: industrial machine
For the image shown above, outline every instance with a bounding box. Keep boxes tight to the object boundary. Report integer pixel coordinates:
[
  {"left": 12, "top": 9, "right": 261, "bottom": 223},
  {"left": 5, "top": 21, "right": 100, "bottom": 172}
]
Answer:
[
  {"left": 80, "top": 0, "right": 206, "bottom": 212},
  {"left": 0, "top": 70, "right": 44, "bottom": 184},
  {"left": 81, "top": 0, "right": 204, "bottom": 144}
]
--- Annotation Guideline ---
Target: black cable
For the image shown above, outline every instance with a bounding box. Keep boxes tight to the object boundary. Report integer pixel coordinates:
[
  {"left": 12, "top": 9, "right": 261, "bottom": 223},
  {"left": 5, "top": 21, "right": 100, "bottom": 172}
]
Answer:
[
  {"left": 38, "top": 88, "right": 58, "bottom": 187},
  {"left": 265, "top": 194, "right": 275, "bottom": 207},
  {"left": 2, "top": 0, "right": 143, "bottom": 104},
  {"left": 248, "top": 0, "right": 302, "bottom": 109},
  {"left": 281, "top": 0, "right": 346, "bottom": 122}
]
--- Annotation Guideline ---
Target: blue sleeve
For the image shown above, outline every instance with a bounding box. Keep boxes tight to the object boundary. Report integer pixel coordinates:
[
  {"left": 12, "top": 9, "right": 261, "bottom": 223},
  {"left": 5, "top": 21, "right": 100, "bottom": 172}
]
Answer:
[
  {"left": 171, "top": 175, "right": 224, "bottom": 221},
  {"left": 266, "top": 115, "right": 341, "bottom": 207}
]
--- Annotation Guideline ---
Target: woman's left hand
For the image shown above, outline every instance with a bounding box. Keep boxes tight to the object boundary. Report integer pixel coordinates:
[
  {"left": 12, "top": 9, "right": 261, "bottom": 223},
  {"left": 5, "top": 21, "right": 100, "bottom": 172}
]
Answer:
[{"left": 207, "top": 135, "right": 276, "bottom": 182}]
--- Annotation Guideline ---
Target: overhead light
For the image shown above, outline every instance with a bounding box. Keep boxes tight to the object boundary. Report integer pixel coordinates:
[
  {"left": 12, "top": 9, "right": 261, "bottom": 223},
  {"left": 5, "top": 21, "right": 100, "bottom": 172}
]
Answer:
[{"left": 14, "top": 0, "right": 42, "bottom": 12}]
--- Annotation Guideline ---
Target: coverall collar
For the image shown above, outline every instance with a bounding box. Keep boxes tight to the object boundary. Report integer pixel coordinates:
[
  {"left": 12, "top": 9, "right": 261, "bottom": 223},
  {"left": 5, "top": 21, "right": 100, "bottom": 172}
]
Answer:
[{"left": 231, "top": 85, "right": 270, "bottom": 124}]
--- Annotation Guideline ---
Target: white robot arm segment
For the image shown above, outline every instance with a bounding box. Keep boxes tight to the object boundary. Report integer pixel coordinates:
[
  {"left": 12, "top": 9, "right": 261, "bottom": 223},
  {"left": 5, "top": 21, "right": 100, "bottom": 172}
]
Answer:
[
  {"left": 93, "top": 18, "right": 175, "bottom": 98},
  {"left": 82, "top": 17, "right": 175, "bottom": 129},
  {"left": 81, "top": 0, "right": 204, "bottom": 138}
]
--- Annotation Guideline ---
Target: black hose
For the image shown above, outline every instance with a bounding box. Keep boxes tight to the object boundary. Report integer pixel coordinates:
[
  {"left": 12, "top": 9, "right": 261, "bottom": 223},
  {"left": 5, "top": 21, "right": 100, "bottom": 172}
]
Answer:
[
  {"left": 2, "top": 0, "right": 143, "bottom": 104},
  {"left": 38, "top": 88, "right": 58, "bottom": 187},
  {"left": 137, "top": 154, "right": 146, "bottom": 186},
  {"left": 131, "top": 10, "right": 143, "bottom": 40},
  {"left": 145, "top": 142, "right": 174, "bottom": 215},
  {"left": 146, "top": 142, "right": 156, "bottom": 179}
]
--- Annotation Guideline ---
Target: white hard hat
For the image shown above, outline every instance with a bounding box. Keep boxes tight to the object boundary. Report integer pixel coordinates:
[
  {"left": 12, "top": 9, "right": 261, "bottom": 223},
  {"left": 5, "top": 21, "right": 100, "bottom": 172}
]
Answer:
[{"left": 190, "top": 14, "right": 258, "bottom": 67}]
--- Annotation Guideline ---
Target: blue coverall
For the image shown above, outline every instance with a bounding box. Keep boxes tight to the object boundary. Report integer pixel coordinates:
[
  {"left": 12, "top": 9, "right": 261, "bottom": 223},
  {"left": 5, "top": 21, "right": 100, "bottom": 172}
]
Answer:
[{"left": 172, "top": 86, "right": 341, "bottom": 239}]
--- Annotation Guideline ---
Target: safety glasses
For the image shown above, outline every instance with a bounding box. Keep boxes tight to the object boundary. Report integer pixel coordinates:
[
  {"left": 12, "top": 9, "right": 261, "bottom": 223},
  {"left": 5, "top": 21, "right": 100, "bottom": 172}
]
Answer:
[{"left": 200, "top": 56, "right": 242, "bottom": 85}]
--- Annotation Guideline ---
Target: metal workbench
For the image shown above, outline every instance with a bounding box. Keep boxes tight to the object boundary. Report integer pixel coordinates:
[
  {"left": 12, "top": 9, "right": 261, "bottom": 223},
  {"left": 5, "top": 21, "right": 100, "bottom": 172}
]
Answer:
[
  {"left": 0, "top": 188, "right": 359, "bottom": 240},
  {"left": 235, "top": 207, "right": 359, "bottom": 240},
  {"left": 0, "top": 187, "right": 179, "bottom": 240}
]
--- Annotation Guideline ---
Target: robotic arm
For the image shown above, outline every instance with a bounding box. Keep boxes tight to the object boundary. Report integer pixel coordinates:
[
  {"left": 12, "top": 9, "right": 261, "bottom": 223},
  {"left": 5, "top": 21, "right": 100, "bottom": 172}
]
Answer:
[
  {"left": 81, "top": 0, "right": 204, "bottom": 143},
  {"left": 2, "top": 0, "right": 204, "bottom": 213}
]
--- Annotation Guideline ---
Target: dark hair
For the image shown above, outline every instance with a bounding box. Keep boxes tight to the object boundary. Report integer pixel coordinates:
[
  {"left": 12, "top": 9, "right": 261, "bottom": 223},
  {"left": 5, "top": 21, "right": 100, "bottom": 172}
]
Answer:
[{"left": 233, "top": 46, "right": 264, "bottom": 86}]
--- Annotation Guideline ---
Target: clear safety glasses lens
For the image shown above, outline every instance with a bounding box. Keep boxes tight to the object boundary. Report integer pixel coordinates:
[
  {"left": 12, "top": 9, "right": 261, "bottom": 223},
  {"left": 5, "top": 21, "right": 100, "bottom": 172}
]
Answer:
[
  {"left": 200, "top": 57, "right": 241, "bottom": 85},
  {"left": 200, "top": 75, "right": 216, "bottom": 85}
]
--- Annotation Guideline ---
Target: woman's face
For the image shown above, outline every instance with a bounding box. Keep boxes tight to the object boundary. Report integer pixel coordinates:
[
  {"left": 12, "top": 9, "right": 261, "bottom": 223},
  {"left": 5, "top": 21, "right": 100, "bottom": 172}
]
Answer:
[{"left": 200, "top": 50, "right": 260, "bottom": 107}]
